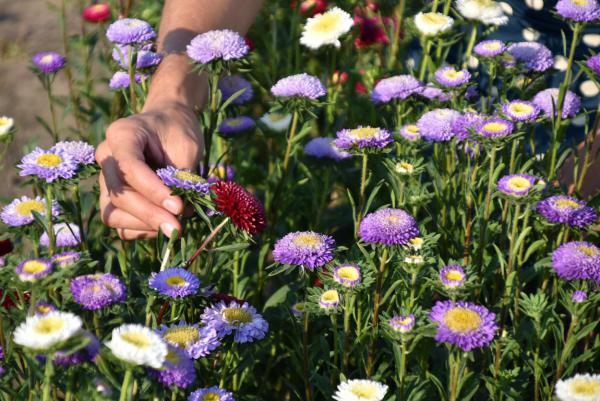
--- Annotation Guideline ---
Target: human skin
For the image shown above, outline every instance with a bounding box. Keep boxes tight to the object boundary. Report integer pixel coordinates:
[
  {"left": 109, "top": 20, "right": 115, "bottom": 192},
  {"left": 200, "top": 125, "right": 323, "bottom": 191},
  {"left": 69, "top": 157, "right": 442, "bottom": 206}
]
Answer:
[{"left": 95, "top": 0, "right": 263, "bottom": 240}]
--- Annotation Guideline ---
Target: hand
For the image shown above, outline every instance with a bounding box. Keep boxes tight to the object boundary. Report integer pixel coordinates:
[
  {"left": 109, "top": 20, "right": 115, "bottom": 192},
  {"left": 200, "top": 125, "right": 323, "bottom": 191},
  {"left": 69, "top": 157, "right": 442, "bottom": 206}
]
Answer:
[{"left": 96, "top": 100, "right": 203, "bottom": 240}]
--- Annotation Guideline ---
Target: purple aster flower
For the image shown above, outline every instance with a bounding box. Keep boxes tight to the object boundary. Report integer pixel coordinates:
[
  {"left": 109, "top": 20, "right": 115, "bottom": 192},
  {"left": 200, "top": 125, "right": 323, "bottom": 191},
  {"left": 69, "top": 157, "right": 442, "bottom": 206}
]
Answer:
[
  {"left": 16, "top": 258, "right": 53, "bottom": 282},
  {"left": 219, "top": 116, "right": 255, "bottom": 135},
  {"left": 389, "top": 314, "right": 415, "bottom": 333},
  {"left": 272, "top": 231, "right": 336, "bottom": 270},
  {"left": 149, "top": 345, "right": 196, "bottom": 389},
  {"left": 304, "top": 137, "right": 352, "bottom": 160},
  {"left": 158, "top": 321, "right": 221, "bottom": 359},
  {"left": 270, "top": 73, "right": 326, "bottom": 100},
  {"left": 473, "top": 40, "right": 506, "bottom": 57},
  {"left": 319, "top": 289, "right": 340, "bottom": 309},
  {"left": 106, "top": 18, "right": 156, "bottom": 45},
  {"left": 497, "top": 174, "right": 537, "bottom": 197},
  {"left": 149, "top": 267, "right": 201, "bottom": 298},
  {"left": 201, "top": 301, "right": 268, "bottom": 343},
  {"left": 477, "top": 117, "right": 514, "bottom": 138},
  {"left": 291, "top": 302, "right": 306, "bottom": 317},
  {"left": 51, "top": 141, "right": 95, "bottom": 165},
  {"left": 399, "top": 124, "right": 421, "bottom": 141},
  {"left": 506, "top": 42, "right": 553, "bottom": 72},
  {"left": 439, "top": 265, "right": 466, "bottom": 289},
  {"left": 111, "top": 45, "right": 162, "bottom": 69},
  {"left": 333, "top": 264, "right": 361, "bottom": 288},
  {"left": 556, "top": 0, "right": 600, "bottom": 22},
  {"left": 587, "top": 54, "right": 600, "bottom": 75},
  {"left": 40, "top": 222, "right": 81, "bottom": 248},
  {"left": 419, "top": 84, "right": 451, "bottom": 102},
  {"left": 109, "top": 71, "right": 142, "bottom": 90},
  {"left": 451, "top": 112, "right": 484, "bottom": 141},
  {"left": 334, "top": 126, "right": 393, "bottom": 150},
  {"left": 33, "top": 302, "right": 56, "bottom": 316},
  {"left": 435, "top": 66, "right": 471, "bottom": 88},
  {"left": 18, "top": 147, "right": 78, "bottom": 183},
  {"left": 532, "top": 88, "right": 582, "bottom": 119},
  {"left": 502, "top": 100, "right": 540, "bottom": 122},
  {"left": 186, "top": 29, "right": 249, "bottom": 64},
  {"left": 157, "top": 166, "right": 210, "bottom": 194},
  {"left": 70, "top": 273, "right": 126, "bottom": 310},
  {"left": 371, "top": 75, "right": 423, "bottom": 103},
  {"left": 52, "top": 251, "right": 81, "bottom": 268},
  {"left": 219, "top": 75, "right": 253, "bottom": 105},
  {"left": 1, "top": 195, "right": 59, "bottom": 227},
  {"left": 54, "top": 331, "right": 100, "bottom": 366},
  {"left": 359, "top": 208, "right": 420, "bottom": 246},
  {"left": 416, "top": 109, "right": 461, "bottom": 142},
  {"left": 189, "top": 387, "right": 235, "bottom": 401},
  {"left": 31, "top": 51, "right": 66, "bottom": 74},
  {"left": 552, "top": 241, "right": 600, "bottom": 281},
  {"left": 572, "top": 290, "right": 588, "bottom": 303},
  {"left": 429, "top": 300, "right": 498, "bottom": 351},
  {"left": 537, "top": 195, "right": 598, "bottom": 228}
]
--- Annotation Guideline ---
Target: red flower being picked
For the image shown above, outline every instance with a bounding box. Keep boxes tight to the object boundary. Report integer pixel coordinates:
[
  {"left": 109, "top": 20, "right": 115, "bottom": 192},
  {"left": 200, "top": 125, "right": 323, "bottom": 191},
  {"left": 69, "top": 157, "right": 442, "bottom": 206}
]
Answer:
[
  {"left": 82, "top": 3, "right": 111, "bottom": 23},
  {"left": 211, "top": 181, "right": 266, "bottom": 235}
]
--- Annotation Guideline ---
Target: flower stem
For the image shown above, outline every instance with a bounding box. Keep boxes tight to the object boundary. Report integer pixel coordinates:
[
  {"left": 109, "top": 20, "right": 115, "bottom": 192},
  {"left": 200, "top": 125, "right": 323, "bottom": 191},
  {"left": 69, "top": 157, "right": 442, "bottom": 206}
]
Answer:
[
  {"left": 419, "top": 38, "right": 432, "bottom": 81},
  {"left": 42, "top": 353, "right": 54, "bottom": 401},
  {"left": 462, "top": 22, "right": 478, "bottom": 69},
  {"left": 302, "top": 311, "right": 313, "bottom": 401},
  {"left": 367, "top": 246, "right": 389, "bottom": 376},
  {"left": 185, "top": 218, "right": 229, "bottom": 268},
  {"left": 342, "top": 293, "right": 353, "bottom": 373},
  {"left": 357, "top": 152, "right": 369, "bottom": 229},
  {"left": 160, "top": 229, "right": 179, "bottom": 271},
  {"left": 45, "top": 76, "right": 59, "bottom": 142},
  {"left": 477, "top": 148, "right": 497, "bottom": 273},
  {"left": 45, "top": 185, "right": 56, "bottom": 256},
  {"left": 282, "top": 110, "right": 300, "bottom": 173},
  {"left": 127, "top": 45, "right": 137, "bottom": 113},
  {"left": 119, "top": 368, "right": 133, "bottom": 401},
  {"left": 73, "top": 184, "right": 87, "bottom": 252}
]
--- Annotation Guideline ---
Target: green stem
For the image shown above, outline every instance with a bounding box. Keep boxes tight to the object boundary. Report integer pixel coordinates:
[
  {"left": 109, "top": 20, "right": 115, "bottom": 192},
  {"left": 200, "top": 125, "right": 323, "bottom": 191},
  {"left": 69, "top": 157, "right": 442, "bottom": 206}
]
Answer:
[
  {"left": 119, "top": 368, "right": 133, "bottom": 401},
  {"left": 160, "top": 229, "right": 179, "bottom": 271},
  {"left": 45, "top": 185, "right": 56, "bottom": 256},
  {"left": 331, "top": 313, "right": 340, "bottom": 384},
  {"left": 357, "top": 152, "right": 369, "bottom": 229},
  {"left": 342, "top": 294, "right": 352, "bottom": 373},
  {"left": 506, "top": 203, "right": 521, "bottom": 277},
  {"left": 233, "top": 250, "right": 240, "bottom": 298},
  {"left": 419, "top": 39, "right": 432, "bottom": 81},
  {"left": 73, "top": 184, "right": 87, "bottom": 252},
  {"left": 477, "top": 148, "right": 497, "bottom": 269},
  {"left": 42, "top": 354, "right": 54, "bottom": 401},
  {"left": 386, "top": 0, "right": 406, "bottom": 71},
  {"left": 462, "top": 23, "right": 478, "bottom": 69},
  {"left": 367, "top": 247, "right": 389, "bottom": 376},
  {"left": 127, "top": 45, "right": 137, "bottom": 113},
  {"left": 302, "top": 311, "right": 312, "bottom": 401},
  {"left": 282, "top": 110, "right": 300, "bottom": 173},
  {"left": 46, "top": 77, "right": 59, "bottom": 142}
]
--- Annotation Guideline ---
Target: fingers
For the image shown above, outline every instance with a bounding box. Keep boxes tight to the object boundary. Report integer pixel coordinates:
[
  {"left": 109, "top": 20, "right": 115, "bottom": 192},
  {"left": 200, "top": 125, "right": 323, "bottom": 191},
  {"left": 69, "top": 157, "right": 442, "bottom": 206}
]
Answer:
[
  {"left": 117, "top": 228, "right": 158, "bottom": 240},
  {"left": 99, "top": 173, "right": 154, "bottom": 231}
]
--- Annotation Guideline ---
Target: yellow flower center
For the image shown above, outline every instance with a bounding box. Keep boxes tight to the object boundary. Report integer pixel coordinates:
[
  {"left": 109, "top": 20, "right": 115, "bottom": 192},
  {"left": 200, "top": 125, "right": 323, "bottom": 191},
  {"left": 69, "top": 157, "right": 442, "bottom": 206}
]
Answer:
[
  {"left": 349, "top": 383, "right": 378, "bottom": 398},
  {"left": 203, "top": 393, "right": 221, "bottom": 401},
  {"left": 409, "top": 237, "right": 424, "bottom": 248},
  {"left": 396, "top": 161, "right": 414, "bottom": 173},
  {"left": 482, "top": 122, "right": 508, "bottom": 133},
  {"left": 174, "top": 171, "right": 204, "bottom": 183},
  {"left": 508, "top": 103, "right": 533, "bottom": 115},
  {"left": 573, "top": 0, "right": 589, "bottom": 5},
  {"left": 336, "top": 266, "right": 360, "bottom": 282},
  {"left": 163, "top": 326, "right": 200, "bottom": 347},
  {"left": 36, "top": 153, "right": 62, "bottom": 168},
  {"left": 36, "top": 305, "right": 52, "bottom": 314},
  {"left": 267, "top": 113, "right": 288, "bottom": 123},
  {"left": 398, "top": 317, "right": 413, "bottom": 325},
  {"left": 91, "top": 4, "right": 106, "bottom": 11},
  {"left": 211, "top": 166, "right": 227, "bottom": 179},
  {"left": 222, "top": 308, "right": 253, "bottom": 325},
  {"left": 443, "top": 307, "right": 482, "bottom": 333},
  {"left": 507, "top": 176, "right": 532, "bottom": 191},
  {"left": 555, "top": 199, "right": 582, "bottom": 210},
  {"left": 442, "top": 69, "right": 464, "bottom": 80},
  {"left": 292, "top": 233, "right": 322, "bottom": 248},
  {"left": 226, "top": 118, "right": 243, "bottom": 127},
  {"left": 15, "top": 200, "right": 45, "bottom": 217},
  {"left": 166, "top": 276, "right": 187, "bottom": 287},
  {"left": 293, "top": 302, "right": 305, "bottom": 312},
  {"left": 33, "top": 317, "right": 65, "bottom": 334},
  {"left": 422, "top": 12, "right": 448, "bottom": 25},
  {"left": 349, "top": 127, "right": 379, "bottom": 140},
  {"left": 577, "top": 246, "right": 599, "bottom": 257},
  {"left": 54, "top": 254, "right": 75, "bottom": 263},
  {"left": 23, "top": 260, "right": 48, "bottom": 274},
  {"left": 321, "top": 289, "right": 339, "bottom": 304},
  {"left": 445, "top": 270, "right": 464, "bottom": 282},
  {"left": 571, "top": 378, "right": 600, "bottom": 395},
  {"left": 121, "top": 331, "right": 151, "bottom": 348},
  {"left": 0, "top": 117, "right": 12, "bottom": 127},
  {"left": 405, "top": 125, "right": 419, "bottom": 134},
  {"left": 311, "top": 12, "right": 344, "bottom": 34},
  {"left": 126, "top": 20, "right": 144, "bottom": 27},
  {"left": 40, "top": 55, "right": 55, "bottom": 64},
  {"left": 483, "top": 42, "right": 502, "bottom": 50}
]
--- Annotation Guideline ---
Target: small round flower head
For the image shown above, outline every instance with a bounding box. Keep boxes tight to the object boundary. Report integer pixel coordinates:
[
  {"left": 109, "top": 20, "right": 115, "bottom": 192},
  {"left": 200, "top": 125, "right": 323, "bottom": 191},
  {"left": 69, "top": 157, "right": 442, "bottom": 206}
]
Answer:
[
  {"left": 109, "top": 71, "right": 142, "bottom": 90},
  {"left": 477, "top": 117, "right": 514, "bottom": 138},
  {"left": 106, "top": 324, "right": 167, "bottom": 368},
  {"left": 473, "top": 40, "right": 506, "bottom": 57},
  {"left": 334, "top": 126, "right": 393, "bottom": 150},
  {"left": 18, "top": 147, "right": 78, "bottom": 183},
  {"left": 533, "top": 88, "right": 582, "bottom": 119},
  {"left": 300, "top": 7, "right": 354, "bottom": 49},
  {"left": 371, "top": 75, "right": 423, "bottom": 103},
  {"left": 304, "top": 137, "right": 352, "bottom": 160},
  {"left": 16, "top": 258, "right": 53, "bottom": 282},
  {"left": 291, "top": 302, "right": 306, "bottom": 317},
  {"left": 389, "top": 314, "right": 416, "bottom": 333},
  {"left": 272, "top": 231, "right": 336, "bottom": 269},
  {"left": 319, "top": 289, "right": 340, "bottom": 309},
  {"left": 399, "top": 124, "right": 421, "bottom": 141},
  {"left": 1, "top": 196, "right": 59, "bottom": 227},
  {"left": 572, "top": 290, "right": 588, "bottom": 303},
  {"left": 0, "top": 116, "right": 14, "bottom": 137},
  {"left": 201, "top": 301, "right": 268, "bottom": 343},
  {"left": 51, "top": 141, "right": 95, "bottom": 165},
  {"left": 405, "top": 255, "right": 425, "bottom": 265},
  {"left": 189, "top": 387, "right": 235, "bottom": 401},
  {"left": 13, "top": 311, "right": 82, "bottom": 352},
  {"left": 497, "top": 174, "right": 537, "bottom": 197},
  {"left": 211, "top": 181, "right": 267, "bottom": 235},
  {"left": 451, "top": 112, "right": 484, "bottom": 141},
  {"left": 106, "top": 18, "right": 156, "bottom": 44},
  {"left": 556, "top": 373, "right": 600, "bottom": 401},
  {"left": 40, "top": 223, "right": 81, "bottom": 248},
  {"left": 587, "top": 54, "right": 600, "bottom": 75},
  {"left": 507, "top": 42, "right": 553, "bottom": 72},
  {"left": 420, "top": 84, "right": 451, "bottom": 102},
  {"left": 502, "top": 100, "right": 540, "bottom": 122},
  {"left": 218, "top": 75, "right": 253, "bottom": 105},
  {"left": 408, "top": 237, "right": 424, "bottom": 250},
  {"left": 456, "top": 0, "right": 508, "bottom": 25},
  {"left": 439, "top": 265, "right": 466, "bottom": 289},
  {"left": 70, "top": 273, "right": 126, "bottom": 310},
  {"left": 186, "top": 29, "right": 249, "bottom": 64},
  {"left": 158, "top": 321, "right": 221, "bottom": 359},
  {"left": 416, "top": 109, "right": 461, "bottom": 142},
  {"left": 556, "top": 0, "right": 600, "bottom": 22},
  {"left": 149, "top": 345, "right": 196, "bottom": 389},
  {"left": 52, "top": 251, "right": 80, "bottom": 268},
  {"left": 54, "top": 331, "right": 100, "bottom": 366},
  {"left": 435, "top": 67, "right": 471, "bottom": 88},
  {"left": 157, "top": 166, "right": 210, "bottom": 194},
  {"left": 33, "top": 302, "right": 56, "bottom": 316},
  {"left": 260, "top": 112, "right": 292, "bottom": 132},
  {"left": 270, "top": 73, "right": 326, "bottom": 100},
  {"left": 429, "top": 300, "right": 498, "bottom": 351},
  {"left": 537, "top": 195, "right": 598, "bottom": 228},
  {"left": 149, "top": 268, "right": 200, "bottom": 299},
  {"left": 112, "top": 45, "right": 162, "bottom": 69},
  {"left": 552, "top": 241, "right": 600, "bottom": 281},
  {"left": 32, "top": 51, "right": 66, "bottom": 74},
  {"left": 82, "top": 3, "right": 110, "bottom": 23},
  {"left": 333, "top": 264, "right": 361, "bottom": 288},
  {"left": 359, "top": 208, "right": 420, "bottom": 246},
  {"left": 333, "top": 379, "right": 388, "bottom": 401},
  {"left": 395, "top": 161, "right": 415, "bottom": 175},
  {"left": 414, "top": 12, "right": 454, "bottom": 36},
  {"left": 219, "top": 116, "right": 255, "bottom": 135}
]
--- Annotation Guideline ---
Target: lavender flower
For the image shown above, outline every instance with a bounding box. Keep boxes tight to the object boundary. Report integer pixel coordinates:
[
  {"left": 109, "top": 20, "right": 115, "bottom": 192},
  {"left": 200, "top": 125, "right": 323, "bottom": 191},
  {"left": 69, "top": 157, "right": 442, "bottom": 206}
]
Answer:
[
  {"left": 157, "top": 166, "right": 210, "bottom": 194},
  {"left": 70, "top": 273, "right": 126, "bottom": 310},
  {"left": 54, "top": 331, "right": 99, "bottom": 366},
  {"left": 334, "top": 126, "right": 393, "bottom": 150},
  {"left": 439, "top": 265, "right": 466, "bottom": 289},
  {"left": 32, "top": 51, "right": 66, "bottom": 74},
  {"left": 435, "top": 67, "right": 471, "bottom": 87},
  {"left": 587, "top": 54, "right": 600, "bottom": 75},
  {"left": 149, "top": 268, "right": 201, "bottom": 298},
  {"left": 219, "top": 116, "right": 255, "bottom": 135},
  {"left": 18, "top": 147, "right": 78, "bottom": 183},
  {"left": 33, "top": 302, "right": 56, "bottom": 316},
  {"left": 319, "top": 289, "right": 340, "bottom": 309},
  {"left": 477, "top": 117, "right": 514, "bottom": 138},
  {"left": 399, "top": 124, "right": 421, "bottom": 141},
  {"left": 109, "top": 71, "right": 142, "bottom": 90},
  {"left": 189, "top": 387, "right": 235, "bottom": 401},
  {"left": 149, "top": 345, "right": 196, "bottom": 388},
  {"left": 371, "top": 75, "right": 423, "bottom": 103},
  {"left": 416, "top": 109, "right": 461, "bottom": 142},
  {"left": 51, "top": 141, "right": 95, "bottom": 165},
  {"left": 556, "top": 0, "right": 600, "bottom": 22},
  {"left": 201, "top": 301, "right": 268, "bottom": 343},
  {"left": 451, "top": 112, "right": 484, "bottom": 141},
  {"left": 304, "top": 137, "right": 352, "bottom": 160},
  {"left": 532, "top": 88, "right": 582, "bottom": 119},
  {"left": 270, "top": 73, "right": 326, "bottom": 100},
  {"left": 497, "top": 174, "right": 537, "bottom": 197},
  {"left": 420, "top": 84, "right": 451, "bottom": 102},
  {"left": 219, "top": 75, "right": 253, "bottom": 105},
  {"left": 1, "top": 196, "right": 59, "bottom": 227},
  {"left": 502, "top": 100, "right": 540, "bottom": 122},
  {"left": 106, "top": 18, "right": 156, "bottom": 44},
  {"left": 359, "top": 208, "right": 420, "bottom": 246},
  {"left": 389, "top": 314, "right": 415, "bottom": 333},
  {"left": 473, "top": 40, "right": 506, "bottom": 57},
  {"left": 506, "top": 42, "right": 553, "bottom": 72},
  {"left": 111, "top": 45, "right": 162, "bottom": 69},
  {"left": 537, "top": 195, "right": 598, "bottom": 228},
  {"left": 572, "top": 290, "right": 588, "bottom": 303},
  {"left": 186, "top": 29, "right": 249, "bottom": 64},
  {"left": 552, "top": 241, "right": 600, "bottom": 281},
  {"left": 40, "top": 223, "right": 81, "bottom": 248},
  {"left": 52, "top": 251, "right": 81, "bottom": 268},
  {"left": 273, "top": 231, "right": 336, "bottom": 270},
  {"left": 16, "top": 258, "right": 53, "bottom": 282},
  {"left": 158, "top": 321, "right": 221, "bottom": 359},
  {"left": 333, "top": 264, "right": 362, "bottom": 288}
]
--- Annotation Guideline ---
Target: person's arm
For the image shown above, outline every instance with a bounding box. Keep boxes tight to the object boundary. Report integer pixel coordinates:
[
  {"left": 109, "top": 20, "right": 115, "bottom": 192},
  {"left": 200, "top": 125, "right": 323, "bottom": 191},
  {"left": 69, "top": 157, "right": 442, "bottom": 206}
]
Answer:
[
  {"left": 96, "top": 0, "right": 263, "bottom": 240},
  {"left": 560, "top": 127, "right": 600, "bottom": 199}
]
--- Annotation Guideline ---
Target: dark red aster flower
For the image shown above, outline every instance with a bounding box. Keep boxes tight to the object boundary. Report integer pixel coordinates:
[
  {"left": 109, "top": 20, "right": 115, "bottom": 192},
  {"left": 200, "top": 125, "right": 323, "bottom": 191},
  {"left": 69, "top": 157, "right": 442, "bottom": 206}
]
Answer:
[
  {"left": 82, "top": 3, "right": 111, "bottom": 23},
  {"left": 353, "top": 14, "right": 391, "bottom": 49},
  {"left": 210, "top": 293, "right": 246, "bottom": 306},
  {"left": 211, "top": 181, "right": 267, "bottom": 235},
  {"left": 0, "top": 240, "right": 13, "bottom": 257},
  {"left": 244, "top": 36, "right": 255, "bottom": 51},
  {"left": 291, "top": 0, "right": 328, "bottom": 16},
  {"left": 0, "top": 290, "right": 29, "bottom": 309}
]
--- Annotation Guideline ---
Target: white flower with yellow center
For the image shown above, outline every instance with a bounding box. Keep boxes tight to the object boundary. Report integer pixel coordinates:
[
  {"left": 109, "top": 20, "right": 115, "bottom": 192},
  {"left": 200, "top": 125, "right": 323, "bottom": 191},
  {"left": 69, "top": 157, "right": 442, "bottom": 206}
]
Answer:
[
  {"left": 319, "top": 289, "right": 340, "bottom": 309},
  {"left": 300, "top": 7, "right": 354, "bottom": 49},
  {"left": 414, "top": 12, "right": 454, "bottom": 36},
  {"left": 408, "top": 237, "right": 424, "bottom": 250},
  {"left": 456, "top": 0, "right": 509, "bottom": 25},
  {"left": 556, "top": 373, "right": 600, "bottom": 401},
  {"left": 395, "top": 161, "right": 415, "bottom": 175},
  {"left": 260, "top": 112, "right": 292, "bottom": 132},
  {"left": 0, "top": 116, "right": 14, "bottom": 137},
  {"left": 106, "top": 324, "right": 167, "bottom": 368},
  {"left": 13, "top": 311, "right": 82, "bottom": 352},
  {"left": 333, "top": 379, "right": 388, "bottom": 401}
]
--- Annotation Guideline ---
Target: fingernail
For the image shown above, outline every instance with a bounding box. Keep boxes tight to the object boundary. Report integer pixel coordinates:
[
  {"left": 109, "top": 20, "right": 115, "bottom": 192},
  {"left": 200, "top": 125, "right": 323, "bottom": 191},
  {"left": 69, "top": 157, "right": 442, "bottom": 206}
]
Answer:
[
  {"left": 160, "top": 223, "right": 177, "bottom": 238},
  {"left": 162, "top": 198, "right": 180, "bottom": 214}
]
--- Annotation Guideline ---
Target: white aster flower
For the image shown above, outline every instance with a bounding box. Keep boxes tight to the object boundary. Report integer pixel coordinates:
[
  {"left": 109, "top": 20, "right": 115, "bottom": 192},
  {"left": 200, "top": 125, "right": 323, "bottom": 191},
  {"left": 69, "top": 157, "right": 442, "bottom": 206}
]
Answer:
[
  {"left": 260, "top": 112, "right": 292, "bottom": 132},
  {"left": 0, "top": 116, "right": 14, "bottom": 137},
  {"left": 300, "top": 7, "right": 353, "bottom": 49},
  {"left": 13, "top": 311, "right": 82, "bottom": 352},
  {"left": 106, "top": 324, "right": 167, "bottom": 369},
  {"left": 456, "top": 0, "right": 509, "bottom": 25},
  {"left": 556, "top": 373, "right": 600, "bottom": 401},
  {"left": 414, "top": 12, "right": 454, "bottom": 36},
  {"left": 333, "top": 379, "right": 388, "bottom": 401}
]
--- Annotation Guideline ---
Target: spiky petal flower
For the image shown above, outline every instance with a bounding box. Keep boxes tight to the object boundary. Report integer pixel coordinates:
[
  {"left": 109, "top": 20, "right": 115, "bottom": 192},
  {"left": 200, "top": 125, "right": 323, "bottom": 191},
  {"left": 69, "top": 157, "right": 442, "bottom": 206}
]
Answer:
[
  {"left": 389, "top": 314, "right": 416, "bottom": 333},
  {"left": 333, "top": 379, "right": 388, "bottom": 401},
  {"left": 333, "top": 264, "right": 362, "bottom": 288},
  {"left": 555, "top": 373, "right": 600, "bottom": 401},
  {"left": 219, "top": 116, "right": 255, "bottom": 135},
  {"left": 497, "top": 174, "right": 537, "bottom": 197},
  {"left": 106, "top": 18, "right": 156, "bottom": 44},
  {"left": 18, "top": 147, "right": 78, "bottom": 183},
  {"left": 552, "top": 241, "right": 600, "bottom": 282},
  {"left": 157, "top": 321, "right": 221, "bottom": 359},
  {"left": 272, "top": 231, "right": 336, "bottom": 269},
  {"left": 106, "top": 324, "right": 167, "bottom": 368},
  {"left": 477, "top": 117, "right": 514, "bottom": 138},
  {"left": 429, "top": 300, "right": 498, "bottom": 351},
  {"left": 456, "top": 0, "right": 508, "bottom": 25},
  {"left": 399, "top": 124, "right": 421, "bottom": 141},
  {"left": 211, "top": 181, "right": 266, "bottom": 235},
  {"left": 31, "top": 51, "right": 66, "bottom": 74},
  {"left": 1, "top": 196, "right": 59, "bottom": 227},
  {"left": 149, "top": 345, "right": 196, "bottom": 389},
  {"left": 304, "top": 137, "right": 352, "bottom": 160},
  {"left": 149, "top": 268, "right": 200, "bottom": 299},
  {"left": 157, "top": 166, "right": 210, "bottom": 194},
  {"left": 334, "top": 126, "right": 393, "bottom": 150},
  {"left": 54, "top": 331, "right": 100, "bottom": 366},
  {"left": 40, "top": 223, "right": 81, "bottom": 248},
  {"left": 420, "top": 84, "right": 451, "bottom": 102},
  {"left": 52, "top": 251, "right": 80, "bottom": 269},
  {"left": 473, "top": 40, "right": 506, "bottom": 57},
  {"left": 300, "top": 7, "right": 353, "bottom": 49},
  {"left": 435, "top": 67, "right": 471, "bottom": 88},
  {"left": 189, "top": 387, "right": 235, "bottom": 401},
  {"left": 556, "top": 0, "right": 600, "bottom": 22},
  {"left": 506, "top": 42, "right": 554, "bottom": 72},
  {"left": 112, "top": 45, "right": 162, "bottom": 69},
  {"left": 502, "top": 100, "right": 540, "bottom": 122},
  {"left": 16, "top": 258, "right": 53, "bottom": 282},
  {"left": 371, "top": 75, "right": 423, "bottom": 103},
  {"left": 186, "top": 29, "right": 249, "bottom": 64},
  {"left": 414, "top": 12, "right": 454, "bottom": 36},
  {"left": 537, "top": 195, "right": 597, "bottom": 228},
  {"left": 416, "top": 109, "right": 461, "bottom": 142},
  {"left": 109, "top": 71, "right": 142, "bottom": 90},
  {"left": 533, "top": 88, "right": 582, "bottom": 119},
  {"left": 51, "top": 141, "right": 95, "bottom": 165},
  {"left": 201, "top": 301, "right": 268, "bottom": 343},
  {"left": 218, "top": 75, "right": 253, "bottom": 105},
  {"left": 451, "top": 112, "right": 484, "bottom": 141},
  {"left": 359, "top": 208, "right": 420, "bottom": 246},
  {"left": 13, "top": 311, "right": 82, "bottom": 352},
  {"left": 572, "top": 290, "right": 588, "bottom": 303},
  {"left": 70, "top": 273, "right": 126, "bottom": 310},
  {"left": 440, "top": 265, "right": 466, "bottom": 289},
  {"left": 587, "top": 54, "right": 600, "bottom": 75},
  {"left": 270, "top": 73, "right": 326, "bottom": 100}
]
